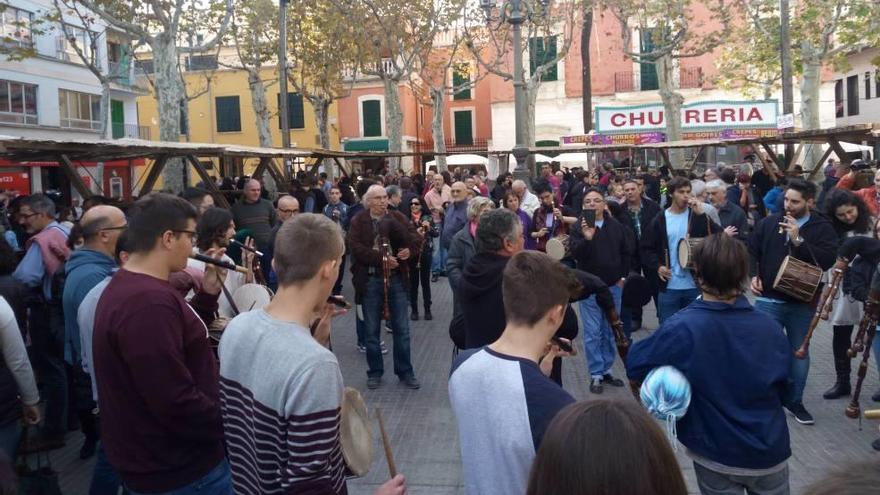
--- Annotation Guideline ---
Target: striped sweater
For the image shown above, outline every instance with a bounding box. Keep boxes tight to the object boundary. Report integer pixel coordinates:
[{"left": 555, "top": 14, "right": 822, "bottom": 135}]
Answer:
[{"left": 219, "top": 310, "right": 347, "bottom": 494}]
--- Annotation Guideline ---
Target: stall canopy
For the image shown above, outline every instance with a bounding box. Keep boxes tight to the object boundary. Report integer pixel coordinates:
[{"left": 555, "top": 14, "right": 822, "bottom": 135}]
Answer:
[{"left": 424, "top": 154, "right": 489, "bottom": 168}]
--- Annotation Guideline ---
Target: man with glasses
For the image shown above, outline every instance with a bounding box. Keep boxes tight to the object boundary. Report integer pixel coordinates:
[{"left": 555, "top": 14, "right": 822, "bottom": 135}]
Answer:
[
  {"left": 441, "top": 182, "right": 470, "bottom": 259},
  {"left": 348, "top": 185, "right": 420, "bottom": 390},
  {"left": 13, "top": 193, "right": 70, "bottom": 450},
  {"left": 265, "top": 195, "right": 299, "bottom": 292},
  {"left": 62, "top": 205, "right": 126, "bottom": 460},
  {"left": 92, "top": 193, "right": 233, "bottom": 494},
  {"left": 569, "top": 188, "right": 632, "bottom": 394}
]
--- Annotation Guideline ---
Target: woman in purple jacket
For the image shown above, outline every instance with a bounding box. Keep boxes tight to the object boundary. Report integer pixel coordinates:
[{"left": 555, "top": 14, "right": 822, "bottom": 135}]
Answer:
[{"left": 504, "top": 191, "right": 536, "bottom": 250}]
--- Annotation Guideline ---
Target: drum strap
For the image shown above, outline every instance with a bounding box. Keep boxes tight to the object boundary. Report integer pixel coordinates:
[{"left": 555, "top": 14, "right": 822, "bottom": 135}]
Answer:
[
  {"left": 217, "top": 273, "right": 241, "bottom": 316},
  {"left": 788, "top": 236, "right": 819, "bottom": 268}
]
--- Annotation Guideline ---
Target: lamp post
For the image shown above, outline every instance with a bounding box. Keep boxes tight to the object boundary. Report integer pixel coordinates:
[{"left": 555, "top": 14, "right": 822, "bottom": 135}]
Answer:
[{"left": 480, "top": 0, "right": 550, "bottom": 182}]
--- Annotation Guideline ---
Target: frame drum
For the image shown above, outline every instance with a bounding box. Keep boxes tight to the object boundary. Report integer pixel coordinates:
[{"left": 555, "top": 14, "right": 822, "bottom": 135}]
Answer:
[
  {"left": 773, "top": 255, "right": 823, "bottom": 303},
  {"left": 340, "top": 387, "right": 374, "bottom": 476},
  {"left": 676, "top": 237, "right": 703, "bottom": 270},
  {"left": 546, "top": 235, "right": 569, "bottom": 261},
  {"left": 232, "top": 283, "right": 273, "bottom": 313}
]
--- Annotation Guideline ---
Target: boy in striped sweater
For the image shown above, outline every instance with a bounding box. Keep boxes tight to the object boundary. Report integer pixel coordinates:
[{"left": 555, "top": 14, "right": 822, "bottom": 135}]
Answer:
[{"left": 219, "top": 214, "right": 406, "bottom": 494}]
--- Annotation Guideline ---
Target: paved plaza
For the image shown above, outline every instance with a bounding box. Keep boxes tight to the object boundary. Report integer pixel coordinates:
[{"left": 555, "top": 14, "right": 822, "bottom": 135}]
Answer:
[{"left": 52, "top": 271, "right": 880, "bottom": 494}]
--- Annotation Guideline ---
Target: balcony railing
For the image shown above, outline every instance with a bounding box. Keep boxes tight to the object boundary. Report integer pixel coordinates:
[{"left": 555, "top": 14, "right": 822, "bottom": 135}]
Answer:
[
  {"left": 342, "top": 58, "right": 396, "bottom": 80},
  {"left": 679, "top": 67, "right": 703, "bottom": 89},
  {"left": 614, "top": 66, "right": 704, "bottom": 93},
  {"left": 414, "top": 137, "right": 489, "bottom": 154},
  {"left": 111, "top": 123, "right": 150, "bottom": 140}
]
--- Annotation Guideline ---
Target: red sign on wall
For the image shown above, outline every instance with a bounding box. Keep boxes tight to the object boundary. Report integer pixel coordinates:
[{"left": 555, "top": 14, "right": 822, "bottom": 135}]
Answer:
[{"left": 0, "top": 172, "right": 30, "bottom": 196}]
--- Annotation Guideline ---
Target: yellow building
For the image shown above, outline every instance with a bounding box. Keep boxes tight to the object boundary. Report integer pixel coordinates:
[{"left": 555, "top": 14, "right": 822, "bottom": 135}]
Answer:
[{"left": 136, "top": 52, "right": 339, "bottom": 186}]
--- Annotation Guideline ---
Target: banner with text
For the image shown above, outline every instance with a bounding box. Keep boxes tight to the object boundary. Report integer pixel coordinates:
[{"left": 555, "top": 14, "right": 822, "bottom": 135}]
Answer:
[{"left": 594, "top": 100, "right": 778, "bottom": 134}]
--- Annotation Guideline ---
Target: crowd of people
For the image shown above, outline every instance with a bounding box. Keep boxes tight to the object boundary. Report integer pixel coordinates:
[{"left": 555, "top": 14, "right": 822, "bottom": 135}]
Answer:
[{"left": 0, "top": 152, "right": 877, "bottom": 495}]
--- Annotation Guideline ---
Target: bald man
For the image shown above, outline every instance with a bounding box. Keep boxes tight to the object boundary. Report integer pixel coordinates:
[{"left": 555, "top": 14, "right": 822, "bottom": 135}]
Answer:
[
  {"left": 231, "top": 179, "right": 276, "bottom": 251},
  {"left": 512, "top": 180, "right": 540, "bottom": 217},
  {"left": 264, "top": 195, "right": 300, "bottom": 292},
  {"left": 63, "top": 205, "right": 127, "bottom": 459},
  {"left": 440, "top": 181, "right": 469, "bottom": 251},
  {"left": 348, "top": 185, "right": 420, "bottom": 390}
]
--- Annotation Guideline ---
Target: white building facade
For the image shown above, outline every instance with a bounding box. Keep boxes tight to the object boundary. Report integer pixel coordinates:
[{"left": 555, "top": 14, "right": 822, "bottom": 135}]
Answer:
[{"left": 0, "top": 0, "right": 147, "bottom": 196}]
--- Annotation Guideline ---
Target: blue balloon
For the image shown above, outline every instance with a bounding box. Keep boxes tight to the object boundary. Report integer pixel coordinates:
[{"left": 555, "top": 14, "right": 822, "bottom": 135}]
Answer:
[{"left": 640, "top": 366, "right": 691, "bottom": 449}]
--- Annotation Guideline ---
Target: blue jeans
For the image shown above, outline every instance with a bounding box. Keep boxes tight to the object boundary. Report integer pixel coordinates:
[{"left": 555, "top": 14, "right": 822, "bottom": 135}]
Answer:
[
  {"left": 657, "top": 288, "right": 700, "bottom": 323},
  {"left": 90, "top": 442, "right": 125, "bottom": 495},
  {"left": 432, "top": 243, "right": 448, "bottom": 275},
  {"left": 694, "top": 461, "right": 789, "bottom": 495},
  {"left": 0, "top": 419, "right": 21, "bottom": 460},
  {"left": 580, "top": 285, "right": 622, "bottom": 379},
  {"left": 755, "top": 300, "right": 812, "bottom": 406},
  {"left": 126, "top": 459, "right": 233, "bottom": 495},
  {"left": 363, "top": 275, "right": 415, "bottom": 379}
]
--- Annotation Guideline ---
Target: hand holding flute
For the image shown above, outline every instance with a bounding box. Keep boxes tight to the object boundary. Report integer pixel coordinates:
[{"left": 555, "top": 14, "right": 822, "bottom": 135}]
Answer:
[{"left": 194, "top": 248, "right": 230, "bottom": 296}]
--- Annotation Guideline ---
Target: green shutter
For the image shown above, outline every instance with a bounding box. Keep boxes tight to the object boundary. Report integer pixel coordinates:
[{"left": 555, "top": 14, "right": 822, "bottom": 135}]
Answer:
[
  {"left": 179, "top": 100, "right": 188, "bottom": 135},
  {"left": 639, "top": 30, "right": 659, "bottom": 91},
  {"left": 530, "top": 36, "right": 557, "bottom": 82},
  {"left": 215, "top": 96, "right": 241, "bottom": 133},
  {"left": 453, "top": 67, "right": 471, "bottom": 100},
  {"left": 362, "top": 100, "right": 382, "bottom": 137},
  {"left": 277, "top": 93, "right": 305, "bottom": 129},
  {"left": 111, "top": 99, "right": 124, "bottom": 138},
  {"left": 453, "top": 110, "right": 473, "bottom": 145}
]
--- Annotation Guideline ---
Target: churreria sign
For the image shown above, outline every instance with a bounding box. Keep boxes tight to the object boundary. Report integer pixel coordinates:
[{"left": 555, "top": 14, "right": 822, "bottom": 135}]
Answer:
[{"left": 595, "top": 100, "right": 779, "bottom": 134}]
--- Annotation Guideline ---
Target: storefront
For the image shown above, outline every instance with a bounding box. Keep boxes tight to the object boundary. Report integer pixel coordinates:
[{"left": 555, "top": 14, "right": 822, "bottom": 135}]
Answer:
[
  {"left": 0, "top": 158, "right": 140, "bottom": 202},
  {"left": 562, "top": 100, "right": 779, "bottom": 169}
]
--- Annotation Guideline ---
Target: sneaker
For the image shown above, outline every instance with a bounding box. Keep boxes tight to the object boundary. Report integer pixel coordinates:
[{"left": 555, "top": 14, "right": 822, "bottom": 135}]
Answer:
[
  {"left": 424, "top": 309, "right": 433, "bottom": 320},
  {"left": 589, "top": 378, "right": 604, "bottom": 394},
  {"left": 411, "top": 311, "right": 419, "bottom": 321},
  {"left": 431, "top": 273, "right": 439, "bottom": 283},
  {"left": 785, "top": 403, "right": 815, "bottom": 425},
  {"left": 400, "top": 376, "right": 421, "bottom": 389},
  {"left": 872, "top": 389, "right": 880, "bottom": 402},
  {"left": 603, "top": 373, "right": 625, "bottom": 387},
  {"left": 367, "top": 376, "right": 382, "bottom": 389},
  {"left": 385, "top": 325, "right": 393, "bottom": 334},
  {"left": 380, "top": 341, "right": 389, "bottom": 355},
  {"left": 873, "top": 438, "right": 880, "bottom": 451},
  {"left": 357, "top": 344, "right": 366, "bottom": 353}
]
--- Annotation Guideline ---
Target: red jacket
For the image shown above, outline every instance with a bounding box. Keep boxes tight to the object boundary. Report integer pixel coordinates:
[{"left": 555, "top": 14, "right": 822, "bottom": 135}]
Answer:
[{"left": 854, "top": 187, "right": 879, "bottom": 216}]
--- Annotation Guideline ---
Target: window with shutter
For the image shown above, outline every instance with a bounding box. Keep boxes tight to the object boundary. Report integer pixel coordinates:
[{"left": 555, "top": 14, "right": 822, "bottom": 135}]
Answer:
[
  {"left": 453, "top": 110, "right": 473, "bottom": 145},
  {"left": 529, "top": 36, "right": 557, "bottom": 82},
  {"left": 277, "top": 93, "right": 305, "bottom": 129},
  {"left": 362, "top": 100, "right": 382, "bottom": 137},
  {"left": 639, "top": 30, "right": 659, "bottom": 91},
  {"left": 453, "top": 64, "right": 471, "bottom": 100},
  {"left": 215, "top": 96, "right": 241, "bottom": 132}
]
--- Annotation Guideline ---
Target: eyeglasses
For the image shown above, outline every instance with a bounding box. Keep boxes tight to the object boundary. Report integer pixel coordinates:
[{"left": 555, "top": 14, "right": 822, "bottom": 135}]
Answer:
[
  {"left": 18, "top": 212, "right": 38, "bottom": 219},
  {"left": 172, "top": 229, "right": 197, "bottom": 243}
]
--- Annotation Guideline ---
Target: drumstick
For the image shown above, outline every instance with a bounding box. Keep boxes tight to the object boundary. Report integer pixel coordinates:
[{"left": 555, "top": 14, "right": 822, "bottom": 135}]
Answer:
[{"left": 376, "top": 408, "right": 397, "bottom": 478}]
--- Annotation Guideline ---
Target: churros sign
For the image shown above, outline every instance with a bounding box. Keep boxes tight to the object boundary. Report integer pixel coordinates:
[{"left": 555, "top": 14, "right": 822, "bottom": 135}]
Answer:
[{"left": 595, "top": 100, "right": 778, "bottom": 133}]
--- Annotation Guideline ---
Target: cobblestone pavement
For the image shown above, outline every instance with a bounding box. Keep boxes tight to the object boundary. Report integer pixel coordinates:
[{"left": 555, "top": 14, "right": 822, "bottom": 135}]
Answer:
[{"left": 53, "top": 272, "right": 879, "bottom": 494}]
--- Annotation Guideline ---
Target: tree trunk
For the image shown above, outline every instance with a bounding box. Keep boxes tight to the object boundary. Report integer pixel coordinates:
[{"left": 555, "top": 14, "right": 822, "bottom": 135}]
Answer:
[
  {"left": 430, "top": 87, "right": 447, "bottom": 173},
  {"left": 312, "top": 96, "right": 334, "bottom": 181},
  {"left": 153, "top": 34, "right": 186, "bottom": 193},
  {"left": 524, "top": 83, "right": 539, "bottom": 176},
  {"left": 383, "top": 77, "right": 403, "bottom": 171},
  {"left": 800, "top": 48, "right": 823, "bottom": 169},
  {"left": 656, "top": 54, "right": 684, "bottom": 167},
  {"left": 581, "top": 7, "right": 593, "bottom": 132},
  {"left": 247, "top": 69, "right": 277, "bottom": 195}
]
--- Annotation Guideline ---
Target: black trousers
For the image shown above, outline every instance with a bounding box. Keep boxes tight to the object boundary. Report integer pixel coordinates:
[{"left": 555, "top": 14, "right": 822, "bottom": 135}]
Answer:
[
  {"left": 27, "top": 302, "right": 67, "bottom": 436},
  {"left": 831, "top": 324, "right": 854, "bottom": 377},
  {"left": 409, "top": 248, "right": 432, "bottom": 312}
]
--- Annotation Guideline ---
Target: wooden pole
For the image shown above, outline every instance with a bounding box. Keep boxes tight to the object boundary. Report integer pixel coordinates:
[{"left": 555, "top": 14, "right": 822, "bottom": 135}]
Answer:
[
  {"left": 807, "top": 146, "right": 835, "bottom": 181},
  {"left": 828, "top": 138, "right": 851, "bottom": 166},
  {"left": 185, "top": 155, "right": 230, "bottom": 209},
  {"left": 57, "top": 154, "right": 93, "bottom": 199},
  {"left": 140, "top": 155, "right": 169, "bottom": 196}
]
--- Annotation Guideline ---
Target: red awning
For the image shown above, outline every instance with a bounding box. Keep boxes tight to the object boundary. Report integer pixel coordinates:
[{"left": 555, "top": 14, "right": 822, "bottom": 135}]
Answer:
[{"left": 0, "top": 158, "right": 144, "bottom": 168}]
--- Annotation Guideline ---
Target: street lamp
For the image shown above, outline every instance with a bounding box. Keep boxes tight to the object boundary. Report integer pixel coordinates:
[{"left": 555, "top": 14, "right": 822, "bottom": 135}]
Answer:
[{"left": 480, "top": 0, "right": 551, "bottom": 181}]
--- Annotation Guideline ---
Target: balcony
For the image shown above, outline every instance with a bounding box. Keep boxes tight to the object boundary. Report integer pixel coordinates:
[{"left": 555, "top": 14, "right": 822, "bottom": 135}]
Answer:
[
  {"left": 614, "top": 67, "right": 703, "bottom": 93},
  {"left": 342, "top": 58, "right": 396, "bottom": 81},
  {"left": 111, "top": 123, "right": 151, "bottom": 140},
  {"left": 414, "top": 137, "right": 489, "bottom": 154}
]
